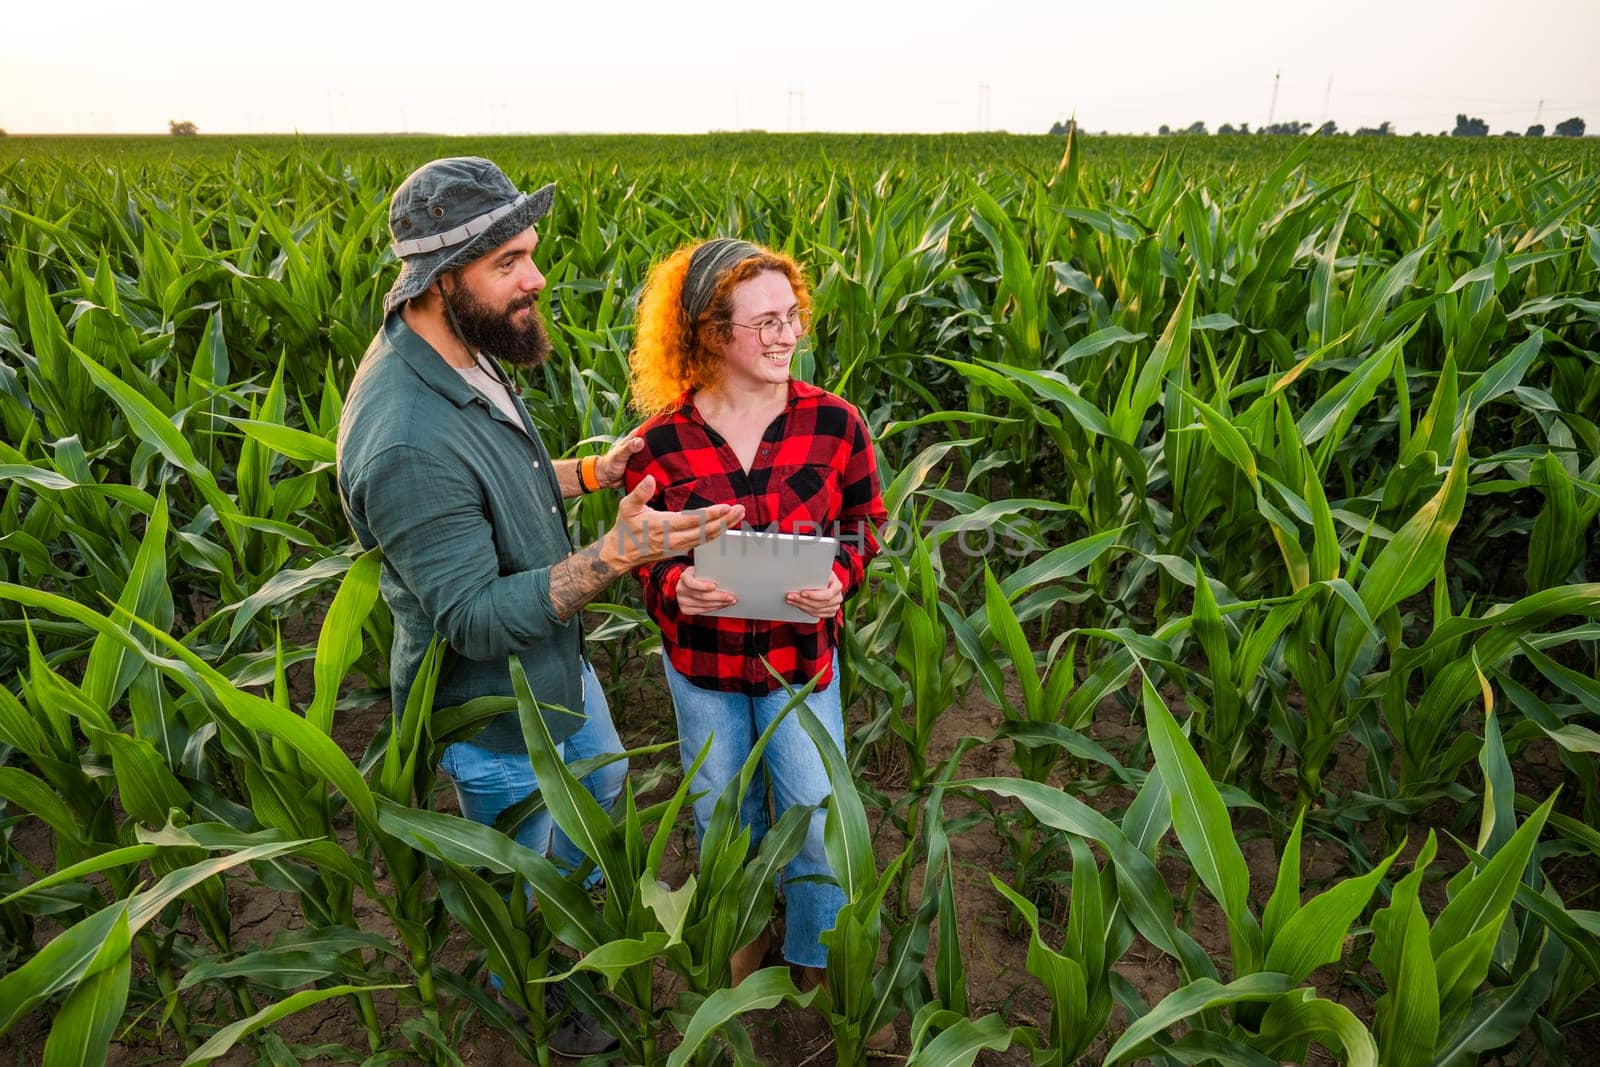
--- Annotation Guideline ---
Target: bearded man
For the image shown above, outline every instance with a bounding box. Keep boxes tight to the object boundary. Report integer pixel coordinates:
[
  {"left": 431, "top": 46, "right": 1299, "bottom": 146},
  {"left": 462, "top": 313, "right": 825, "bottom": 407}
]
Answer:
[{"left": 336, "top": 157, "right": 742, "bottom": 1055}]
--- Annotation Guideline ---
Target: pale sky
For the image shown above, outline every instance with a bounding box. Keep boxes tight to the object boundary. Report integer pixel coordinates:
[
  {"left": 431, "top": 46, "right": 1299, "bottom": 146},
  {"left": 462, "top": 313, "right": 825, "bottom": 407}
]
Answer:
[{"left": 4, "top": 0, "right": 1597, "bottom": 136}]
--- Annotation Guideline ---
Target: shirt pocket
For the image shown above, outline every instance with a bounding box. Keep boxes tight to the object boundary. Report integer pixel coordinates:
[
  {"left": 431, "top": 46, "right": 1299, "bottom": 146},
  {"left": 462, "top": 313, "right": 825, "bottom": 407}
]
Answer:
[
  {"left": 771, "top": 463, "right": 841, "bottom": 532},
  {"left": 662, "top": 472, "right": 741, "bottom": 513}
]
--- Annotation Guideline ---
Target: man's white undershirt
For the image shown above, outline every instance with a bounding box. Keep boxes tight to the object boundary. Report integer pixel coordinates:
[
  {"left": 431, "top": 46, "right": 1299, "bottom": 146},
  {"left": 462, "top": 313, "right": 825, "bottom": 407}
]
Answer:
[{"left": 455, "top": 353, "right": 529, "bottom": 436}]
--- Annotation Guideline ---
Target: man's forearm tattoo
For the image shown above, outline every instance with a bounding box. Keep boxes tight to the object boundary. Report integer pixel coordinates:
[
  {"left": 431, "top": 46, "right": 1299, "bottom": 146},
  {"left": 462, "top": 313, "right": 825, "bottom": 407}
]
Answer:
[{"left": 549, "top": 540, "right": 617, "bottom": 620}]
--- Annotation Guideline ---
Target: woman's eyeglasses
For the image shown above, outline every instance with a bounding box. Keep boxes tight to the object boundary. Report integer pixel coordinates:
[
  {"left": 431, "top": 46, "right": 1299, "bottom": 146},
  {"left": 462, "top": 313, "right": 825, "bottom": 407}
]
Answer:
[{"left": 730, "top": 307, "right": 812, "bottom": 345}]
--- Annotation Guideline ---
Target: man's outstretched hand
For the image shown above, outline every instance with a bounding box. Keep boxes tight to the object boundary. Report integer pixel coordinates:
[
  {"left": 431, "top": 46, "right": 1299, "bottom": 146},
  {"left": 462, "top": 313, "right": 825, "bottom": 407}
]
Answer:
[{"left": 600, "top": 475, "right": 744, "bottom": 570}]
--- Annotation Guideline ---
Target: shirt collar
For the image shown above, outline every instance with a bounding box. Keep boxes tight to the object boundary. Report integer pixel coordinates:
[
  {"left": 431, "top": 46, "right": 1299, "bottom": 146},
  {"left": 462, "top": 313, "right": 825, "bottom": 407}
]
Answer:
[{"left": 383, "top": 312, "right": 485, "bottom": 409}]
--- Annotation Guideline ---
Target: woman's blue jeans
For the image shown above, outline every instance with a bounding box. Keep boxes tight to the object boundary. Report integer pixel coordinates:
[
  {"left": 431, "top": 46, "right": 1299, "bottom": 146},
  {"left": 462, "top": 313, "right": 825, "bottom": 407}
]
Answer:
[
  {"left": 439, "top": 661, "right": 627, "bottom": 880},
  {"left": 662, "top": 654, "right": 847, "bottom": 969}
]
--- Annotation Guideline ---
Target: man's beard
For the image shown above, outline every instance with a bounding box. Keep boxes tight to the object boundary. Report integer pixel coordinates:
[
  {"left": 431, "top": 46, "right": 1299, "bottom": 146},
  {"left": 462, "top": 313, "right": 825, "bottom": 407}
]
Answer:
[{"left": 442, "top": 281, "right": 552, "bottom": 367}]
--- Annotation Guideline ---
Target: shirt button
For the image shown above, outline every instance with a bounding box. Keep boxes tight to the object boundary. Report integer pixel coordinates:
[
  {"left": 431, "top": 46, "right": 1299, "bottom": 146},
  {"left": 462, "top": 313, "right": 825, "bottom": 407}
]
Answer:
[
  {"left": 532, "top": 461, "right": 540, "bottom": 470},
  {"left": 550, "top": 505, "right": 558, "bottom": 514}
]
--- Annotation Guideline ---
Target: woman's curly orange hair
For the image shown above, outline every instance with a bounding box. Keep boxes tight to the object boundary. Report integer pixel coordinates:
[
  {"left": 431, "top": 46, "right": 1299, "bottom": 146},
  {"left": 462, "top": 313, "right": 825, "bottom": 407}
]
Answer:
[{"left": 629, "top": 242, "right": 811, "bottom": 415}]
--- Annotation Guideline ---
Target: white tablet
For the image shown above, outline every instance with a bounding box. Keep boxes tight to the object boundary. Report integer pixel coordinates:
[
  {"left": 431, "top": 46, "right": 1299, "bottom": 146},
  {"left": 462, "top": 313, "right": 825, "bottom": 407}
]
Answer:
[{"left": 692, "top": 529, "right": 839, "bottom": 624}]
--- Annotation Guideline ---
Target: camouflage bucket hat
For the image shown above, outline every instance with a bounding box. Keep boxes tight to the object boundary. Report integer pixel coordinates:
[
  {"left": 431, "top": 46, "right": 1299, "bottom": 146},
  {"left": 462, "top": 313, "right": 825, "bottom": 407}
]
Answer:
[{"left": 382, "top": 156, "right": 554, "bottom": 314}]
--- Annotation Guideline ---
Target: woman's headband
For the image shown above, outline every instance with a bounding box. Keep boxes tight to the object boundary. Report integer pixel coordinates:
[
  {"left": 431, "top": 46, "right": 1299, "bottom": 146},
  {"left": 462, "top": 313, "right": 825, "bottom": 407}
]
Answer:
[{"left": 681, "top": 239, "right": 761, "bottom": 321}]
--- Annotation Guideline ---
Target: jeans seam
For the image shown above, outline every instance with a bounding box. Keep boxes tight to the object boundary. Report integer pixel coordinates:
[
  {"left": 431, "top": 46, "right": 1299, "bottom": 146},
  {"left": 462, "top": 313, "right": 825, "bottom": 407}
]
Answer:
[{"left": 493, "top": 751, "right": 514, "bottom": 826}]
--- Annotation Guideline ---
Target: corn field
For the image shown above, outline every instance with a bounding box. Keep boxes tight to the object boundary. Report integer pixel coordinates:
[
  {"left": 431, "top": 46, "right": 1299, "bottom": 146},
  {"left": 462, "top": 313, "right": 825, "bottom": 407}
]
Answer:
[{"left": 1, "top": 131, "right": 1598, "bottom": 1065}]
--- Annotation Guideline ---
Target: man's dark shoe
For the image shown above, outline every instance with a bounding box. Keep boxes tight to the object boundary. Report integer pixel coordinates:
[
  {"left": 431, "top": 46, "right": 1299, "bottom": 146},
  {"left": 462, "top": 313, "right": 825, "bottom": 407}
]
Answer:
[{"left": 494, "top": 981, "right": 620, "bottom": 1059}]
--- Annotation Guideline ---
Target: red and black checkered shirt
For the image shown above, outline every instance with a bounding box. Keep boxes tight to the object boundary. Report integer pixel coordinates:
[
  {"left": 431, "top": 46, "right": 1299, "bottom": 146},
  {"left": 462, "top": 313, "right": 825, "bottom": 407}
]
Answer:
[{"left": 623, "top": 380, "right": 886, "bottom": 695}]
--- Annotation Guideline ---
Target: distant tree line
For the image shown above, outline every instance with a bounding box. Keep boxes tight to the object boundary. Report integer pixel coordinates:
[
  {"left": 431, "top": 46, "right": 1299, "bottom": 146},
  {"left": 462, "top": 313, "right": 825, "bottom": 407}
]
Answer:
[
  {"left": 1450, "top": 114, "right": 1585, "bottom": 138},
  {"left": 1052, "top": 114, "right": 1588, "bottom": 138}
]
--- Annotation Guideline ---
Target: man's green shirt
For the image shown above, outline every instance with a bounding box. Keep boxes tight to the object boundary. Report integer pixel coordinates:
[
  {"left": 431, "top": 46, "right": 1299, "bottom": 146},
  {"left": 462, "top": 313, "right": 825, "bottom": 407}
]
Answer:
[{"left": 337, "top": 313, "right": 584, "bottom": 751}]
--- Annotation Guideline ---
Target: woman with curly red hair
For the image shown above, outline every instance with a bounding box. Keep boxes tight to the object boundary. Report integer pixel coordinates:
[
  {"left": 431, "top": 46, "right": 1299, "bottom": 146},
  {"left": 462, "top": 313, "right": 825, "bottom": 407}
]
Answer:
[{"left": 623, "top": 239, "right": 887, "bottom": 996}]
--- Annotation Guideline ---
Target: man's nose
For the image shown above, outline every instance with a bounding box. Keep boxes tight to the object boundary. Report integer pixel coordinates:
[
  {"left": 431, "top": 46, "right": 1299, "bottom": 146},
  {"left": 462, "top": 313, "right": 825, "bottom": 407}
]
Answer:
[{"left": 519, "top": 260, "right": 545, "bottom": 293}]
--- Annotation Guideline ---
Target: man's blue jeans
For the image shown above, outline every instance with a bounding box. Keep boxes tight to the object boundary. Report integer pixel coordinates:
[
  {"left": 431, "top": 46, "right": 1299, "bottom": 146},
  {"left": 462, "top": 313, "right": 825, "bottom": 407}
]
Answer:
[
  {"left": 439, "top": 661, "right": 627, "bottom": 878},
  {"left": 662, "top": 654, "right": 847, "bottom": 969}
]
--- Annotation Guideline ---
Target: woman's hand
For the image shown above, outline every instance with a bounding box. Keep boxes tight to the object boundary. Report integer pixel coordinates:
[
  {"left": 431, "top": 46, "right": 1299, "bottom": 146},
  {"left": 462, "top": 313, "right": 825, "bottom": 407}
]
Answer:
[
  {"left": 676, "top": 566, "right": 738, "bottom": 616},
  {"left": 786, "top": 571, "right": 844, "bottom": 619}
]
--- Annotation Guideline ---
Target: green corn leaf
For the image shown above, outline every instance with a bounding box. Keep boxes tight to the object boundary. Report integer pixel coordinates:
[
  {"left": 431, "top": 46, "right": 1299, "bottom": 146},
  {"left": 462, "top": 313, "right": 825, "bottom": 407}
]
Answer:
[
  {"left": 117, "top": 608, "right": 385, "bottom": 834},
  {"left": 1307, "top": 192, "right": 1355, "bottom": 350},
  {"left": 1189, "top": 559, "right": 1234, "bottom": 747},
  {"left": 434, "top": 860, "right": 533, "bottom": 1005},
  {"left": 796, "top": 701, "right": 876, "bottom": 903},
  {"left": 1184, "top": 387, "right": 1259, "bottom": 491},
  {"left": 960, "top": 776, "right": 1216, "bottom": 982},
  {"left": 934, "top": 863, "right": 967, "bottom": 1017},
  {"left": 376, "top": 798, "right": 606, "bottom": 953},
  {"left": 220, "top": 554, "right": 356, "bottom": 647},
  {"left": 1370, "top": 833, "right": 1439, "bottom": 1067},
  {"left": 1431, "top": 932, "right": 1564, "bottom": 1063},
  {"left": 86, "top": 727, "right": 189, "bottom": 829},
  {"left": 1256, "top": 988, "right": 1377, "bottom": 1067},
  {"left": 1350, "top": 241, "right": 1433, "bottom": 352},
  {"left": 216, "top": 415, "right": 336, "bottom": 464},
  {"left": 306, "top": 548, "right": 381, "bottom": 736},
  {"left": 1459, "top": 329, "right": 1543, "bottom": 422},
  {"left": 0, "top": 845, "right": 159, "bottom": 906},
  {"left": 0, "top": 839, "right": 312, "bottom": 1032},
  {"left": 998, "top": 526, "right": 1126, "bottom": 598},
  {"left": 81, "top": 488, "right": 172, "bottom": 711},
  {"left": 1431, "top": 792, "right": 1555, "bottom": 958},
  {"left": 1340, "top": 430, "right": 1470, "bottom": 663},
  {"left": 666, "top": 966, "right": 817, "bottom": 1067},
  {"left": 1263, "top": 845, "right": 1397, "bottom": 983},
  {"left": 1527, "top": 452, "right": 1582, "bottom": 592},
  {"left": 1112, "top": 274, "right": 1196, "bottom": 443},
  {"left": 1262, "top": 811, "right": 1306, "bottom": 948},
  {"left": 180, "top": 983, "right": 406, "bottom": 1066},
  {"left": 177, "top": 946, "right": 366, "bottom": 992},
  {"left": 983, "top": 567, "right": 1042, "bottom": 715},
  {"left": 69, "top": 342, "right": 242, "bottom": 543},
  {"left": 1306, "top": 330, "right": 1415, "bottom": 475},
  {"left": 546, "top": 932, "right": 673, "bottom": 987},
  {"left": 0, "top": 585, "right": 379, "bottom": 844},
  {"left": 40, "top": 906, "right": 131, "bottom": 1067},
  {"left": 1065, "top": 835, "right": 1109, "bottom": 986},
  {"left": 1433, "top": 921, "right": 1504, "bottom": 1024},
  {"left": 732, "top": 803, "right": 812, "bottom": 955},
  {"left": 1103, "top": 973, "right": 1293, "bottom": 1065},
  {"left": 1475, "top": 683, "right": 1516, "bottom": 859},
  {"left": 1142, "top": 677, "right": 1261, "bottom": 970},
  {"left": 881, "top": 437, "right": 979, "bottom": 520},
  {"left": 0, "top": 766, "right": 83, "bottom": 843},
  {"left": 906, "top": 1011, "right": 1015, "bottom": 1066},
  {"left": 640, "top": 874, "right": 695, "bottom": 946},
  {"left": 512, "top": 656, "right": 627, "bottom": 897}
]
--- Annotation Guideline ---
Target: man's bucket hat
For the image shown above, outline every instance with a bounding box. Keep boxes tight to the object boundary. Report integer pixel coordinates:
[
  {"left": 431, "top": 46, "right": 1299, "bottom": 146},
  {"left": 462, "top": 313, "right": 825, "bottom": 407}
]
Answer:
[{"left": 383, "top": 157, "right": 554, "bottom": 314}]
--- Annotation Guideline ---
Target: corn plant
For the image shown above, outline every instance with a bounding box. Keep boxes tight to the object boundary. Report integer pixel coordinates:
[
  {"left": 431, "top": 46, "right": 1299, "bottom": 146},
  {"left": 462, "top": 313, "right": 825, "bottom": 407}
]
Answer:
[
  {"left": 989, "top": 835, "right": 1116, "bottom": 1064},
  {"left": 1369, "top": 710, "right": 1564, "bottom": 1064}
]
